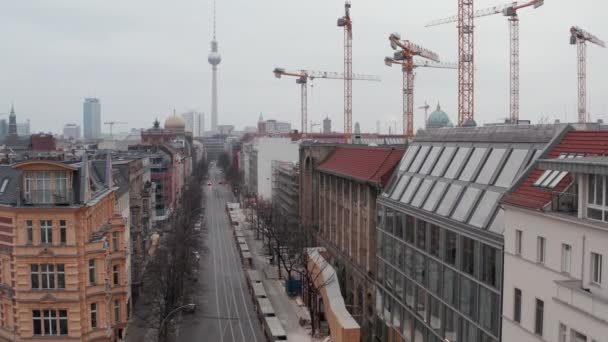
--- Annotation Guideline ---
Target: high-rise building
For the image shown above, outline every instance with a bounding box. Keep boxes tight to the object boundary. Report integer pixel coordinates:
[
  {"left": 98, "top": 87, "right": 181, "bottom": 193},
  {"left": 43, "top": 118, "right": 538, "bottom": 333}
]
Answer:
[
  {"left": 63, "top": 124, "right": 81, "bottom": 140},
  {"left": 323, "top": 116, "right": 332, "bottom": 133},
  {"left": 181, "top": 111, "right": 204, "bottom": 137},
  {"left": 17, "top": 120, "right": 31, "bottom": 136},
  {"left": 0, "top": 119, "right": 7, "bottom": 139},
  {"left": 83, "top": 98, "right": 101, "bottom": 140},
  {"left": 8, "top": 105, "right": 17, "bottom": 136},
  {"left": 208, "top": 0, "right": 221, "bottom": 132}
]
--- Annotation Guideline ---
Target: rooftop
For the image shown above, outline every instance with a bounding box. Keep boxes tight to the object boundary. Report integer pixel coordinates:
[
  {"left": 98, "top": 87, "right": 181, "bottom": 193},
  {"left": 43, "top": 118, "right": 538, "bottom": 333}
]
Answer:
[
  {"left": 317, "top": 146, "right": 405, "bottom": 187},
  {"left": 381, "top": 124, "right": 565, "bottom": 234},
  {"left": 504, "top": 130, "right": 608, "bottom": 210}
]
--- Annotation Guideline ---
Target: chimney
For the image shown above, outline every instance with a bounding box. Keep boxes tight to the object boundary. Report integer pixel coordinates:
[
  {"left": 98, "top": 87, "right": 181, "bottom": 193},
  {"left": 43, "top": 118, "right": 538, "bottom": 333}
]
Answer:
[
  {"left": 80, "top": 153, "right": 91, "bottom": 203},
  {"left": 105, "top": 151, "right": 113, "bottom": 188}
]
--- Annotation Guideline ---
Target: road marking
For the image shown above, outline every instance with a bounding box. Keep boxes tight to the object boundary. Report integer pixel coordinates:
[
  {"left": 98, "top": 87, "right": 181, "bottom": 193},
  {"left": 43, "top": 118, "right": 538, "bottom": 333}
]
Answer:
[
  {"left": 216, "top": 186, "right": 260, "bottom": 342},
  {"left": 210, "top": 189, "right": 224, "bottom": 342}
]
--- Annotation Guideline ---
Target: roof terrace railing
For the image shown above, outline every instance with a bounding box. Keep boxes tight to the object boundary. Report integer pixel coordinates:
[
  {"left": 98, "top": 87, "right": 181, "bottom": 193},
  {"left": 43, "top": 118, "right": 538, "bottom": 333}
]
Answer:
[{"left": 23, "top": 190, "right": 73, "bottom": 205}]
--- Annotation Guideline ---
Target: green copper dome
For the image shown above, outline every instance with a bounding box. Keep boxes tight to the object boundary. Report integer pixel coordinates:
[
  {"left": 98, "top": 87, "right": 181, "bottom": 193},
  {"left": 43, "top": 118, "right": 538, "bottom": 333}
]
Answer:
[{"left": 427, "top": 103, "right": 453, "bottom": 129}]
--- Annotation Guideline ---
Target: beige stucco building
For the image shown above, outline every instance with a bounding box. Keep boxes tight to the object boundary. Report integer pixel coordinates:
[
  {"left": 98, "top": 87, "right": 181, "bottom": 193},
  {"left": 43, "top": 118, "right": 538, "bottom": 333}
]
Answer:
[{"left": 0, "top": 157, "right": 129, "bottom": 341}]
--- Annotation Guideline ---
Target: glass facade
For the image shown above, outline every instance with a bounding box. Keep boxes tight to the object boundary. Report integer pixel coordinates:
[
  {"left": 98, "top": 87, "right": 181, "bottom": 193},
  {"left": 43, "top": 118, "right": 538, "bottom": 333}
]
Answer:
[
  {"left": 376, "top": 139, "right": 548, "bottom": 342},
  {"left": 375, "top": 205, "right": 502, "bottom": 342}
]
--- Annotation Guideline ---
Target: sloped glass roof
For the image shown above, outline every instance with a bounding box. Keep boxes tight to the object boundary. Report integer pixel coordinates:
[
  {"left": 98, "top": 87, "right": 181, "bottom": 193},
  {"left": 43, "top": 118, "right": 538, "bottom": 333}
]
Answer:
[{"left": 384, "top": 140, "right": 546, "bottom": 231}]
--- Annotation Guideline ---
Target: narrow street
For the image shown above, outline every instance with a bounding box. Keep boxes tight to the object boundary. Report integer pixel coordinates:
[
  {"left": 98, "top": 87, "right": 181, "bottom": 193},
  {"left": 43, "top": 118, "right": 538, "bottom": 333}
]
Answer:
[{"left": 177, "top": 166, "right": 265, "bottom": 341}]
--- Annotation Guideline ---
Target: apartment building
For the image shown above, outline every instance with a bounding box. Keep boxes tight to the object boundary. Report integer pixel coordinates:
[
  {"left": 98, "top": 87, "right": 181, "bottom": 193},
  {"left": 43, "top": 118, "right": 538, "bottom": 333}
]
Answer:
[
  {"left": 502, "top": 129, "right": 608, "bottom": 342},
  {"left": 317, "top": 146, "right": 404, "bottom": 341},
  {"left": 375, "top": 125, "right": 563, "bottom": 342},
  {"left": 0, "top": 157, "right": 129, "bottom": 341}
]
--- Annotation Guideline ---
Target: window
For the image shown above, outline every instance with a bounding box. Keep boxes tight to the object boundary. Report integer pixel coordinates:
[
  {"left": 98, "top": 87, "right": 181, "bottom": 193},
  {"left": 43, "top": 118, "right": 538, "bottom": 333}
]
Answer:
[
  {"left": 514, "top": 288, "right": 522, "bottom": 323},
  {"left": 43, "top": 309, "right": 57, "bottom": 335},
  {"left": 537, "top": 237, "right": 546, "bottom": 264},
  {"left": 591, "top": 252, "right": 603, "bottom": 284},
  {"left": 59, "top": 310, "right": 68, "bottom": 335},
  {"left": 57, "top": 265, "right": 65, "bottom": 289},
  {"left": 405, "top": 215, "right": 415, "bottom": 244},
  {"left": 460, "top": 276, "right": 477, "bottom": 319},
  {"left": 429, "top": 225, "right": 440, "bottom": 257},
  {"left": 534, "top": 299, "right": 544, "bottom": 336},
  {"left": 54, "top": 172, "right": 67, "bottom": 197},
  {"left": 587, "top": 174, "right": 608, "bottom": 221},
  {"left": 480, "top": 244, "right": 498, "bottom": 287},
  {"left": 26, "top": 220, "right": 33, "bottom": 244},
  {"left": 89, "top": 259, "right": 96, "bottom": 285},
  {"left": 31, "top": 265, "right": 39, "bottom": 289},
  {"left": 558, "top": 323, "right": 567, "bottom": 342},
  {"left": 445, "top": 231, "right": 457, "bottom": 265},
  {"left": 33, "top": 310, "right": 42, "bottom": 335},
  {"left": 515, "top": 229, "right": 522, "bottom": 255},
  {"left": 443, "top": 267, "right": 458, "bottom": 306},
  {"left": 561, "top": 244, "right": 572, "bottom": 273},
  {"left": 114, "top": 300, "right": 120, "bottom": 322},
  {"left": 113, "top": 265, "right": 119, "bottom": 286},
  {"left": 59, "top": 220, "right": 66, "bottom": 244},
  {"left": 571, "top": 330, "right": 588, "bottom": 342},
  {"left": 112, "top": 232, "right": 118, "bottom": 251},
  {"left": 461, "top": 237, "right": 476, "bottom": 276},
  {"left": 37, "top": 172, "right": 51, "bottom": 203},
  {"left": 90, "top": 303, "right": 97, "bottom": 329},
  {"left": 25, "top": 172, "right": 33, "bottom": 199},
  {"left": 41, "top": 264, "right": 55, "bottom": 289},
  {"left": 416, "top": 220, "right": 426, "bottom": 250},
  {"left": 40, "top": 220, "right": 52, "bottom": 245}
]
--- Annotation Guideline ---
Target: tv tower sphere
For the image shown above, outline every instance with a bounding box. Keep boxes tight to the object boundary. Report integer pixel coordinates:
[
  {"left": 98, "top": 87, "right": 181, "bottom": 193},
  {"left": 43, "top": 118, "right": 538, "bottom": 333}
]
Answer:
[{"left": 208, "top": 41, "right": 222, "bottom": 66}]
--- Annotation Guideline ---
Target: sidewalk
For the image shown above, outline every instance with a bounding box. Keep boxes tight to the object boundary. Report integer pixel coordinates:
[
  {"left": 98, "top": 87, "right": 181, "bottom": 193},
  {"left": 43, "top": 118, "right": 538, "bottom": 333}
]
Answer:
[{"left": 241, "top": 213, "right": 325, "bottom": 342}]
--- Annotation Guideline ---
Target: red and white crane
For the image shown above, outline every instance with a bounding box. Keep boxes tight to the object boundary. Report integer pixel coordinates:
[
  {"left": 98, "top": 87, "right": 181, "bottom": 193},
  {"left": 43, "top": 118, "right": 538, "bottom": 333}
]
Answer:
[
  {"left": 337, "top": 1, "right": 353, "bottom": 137},
  {"left": 273, "top": 68, "right": 380, "bottom": 136},
  {"left": 384, "top": 33, "right": 442, "bottom": 138},
  {"left": 570, "top": 26, "right": 605, "bottom": 123},
  {"left": 427, "top": 0, "right": 544, "bottom": 124}
]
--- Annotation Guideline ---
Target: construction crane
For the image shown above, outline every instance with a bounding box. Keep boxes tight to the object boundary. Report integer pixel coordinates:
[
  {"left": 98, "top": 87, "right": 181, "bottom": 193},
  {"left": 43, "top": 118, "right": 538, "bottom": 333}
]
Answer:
[
  {"left": 104, "top": 121, "right": 127, "bottom": 137},
  {"left": 570, "top": 26, "right": 606, "bottom": 123},
  {"left": 385, "top": 33, "right": 441, "bottom": 139},
  {"left": 427, "top": 1, "right": 544, "bottom": 124},
  {"left": 337, "top": 0, "right": 353, "bottom": 137},
  {"left": 310, "top": 122, "right": 321, "bottom": 133},
  {"left": 418, "top": 102, "right": 431, "bottom": 128},
  {"left": 273, "top": 68, "right": 380, "bottom": 136}
]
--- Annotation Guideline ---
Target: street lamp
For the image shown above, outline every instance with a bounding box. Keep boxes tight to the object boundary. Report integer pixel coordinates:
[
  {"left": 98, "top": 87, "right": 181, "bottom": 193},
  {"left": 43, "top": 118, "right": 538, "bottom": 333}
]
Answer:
[{"left": 158, "top": 303, "right": 196, "bottom": 341}]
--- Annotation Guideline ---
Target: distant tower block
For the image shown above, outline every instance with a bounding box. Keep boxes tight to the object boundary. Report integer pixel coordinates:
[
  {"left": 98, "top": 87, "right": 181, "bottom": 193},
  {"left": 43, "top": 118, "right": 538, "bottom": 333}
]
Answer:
[
  {"left": 208, "top": 0, "right": 222, "bottom": 133},
  {"left": 323, "top": 116, "right": 332, "bottom": 133}
]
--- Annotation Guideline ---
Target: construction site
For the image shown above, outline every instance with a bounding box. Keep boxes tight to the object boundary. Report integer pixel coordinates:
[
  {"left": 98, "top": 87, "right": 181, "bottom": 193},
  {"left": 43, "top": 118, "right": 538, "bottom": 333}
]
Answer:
[{"left": 272, "top": 0, "right": 605, "bottom": 141}]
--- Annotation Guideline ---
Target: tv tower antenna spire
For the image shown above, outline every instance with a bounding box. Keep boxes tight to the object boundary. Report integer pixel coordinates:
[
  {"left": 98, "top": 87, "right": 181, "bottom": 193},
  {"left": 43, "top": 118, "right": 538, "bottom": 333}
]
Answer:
[{"left": 208, "top": 0, "right": 221, "bottom": 133}]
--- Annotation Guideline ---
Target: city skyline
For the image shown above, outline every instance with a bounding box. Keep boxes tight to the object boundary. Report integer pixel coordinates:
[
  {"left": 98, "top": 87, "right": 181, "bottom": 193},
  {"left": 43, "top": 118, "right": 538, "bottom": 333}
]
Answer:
[{"left": 2, "top": 0, "right": 607, "bottom": 134}]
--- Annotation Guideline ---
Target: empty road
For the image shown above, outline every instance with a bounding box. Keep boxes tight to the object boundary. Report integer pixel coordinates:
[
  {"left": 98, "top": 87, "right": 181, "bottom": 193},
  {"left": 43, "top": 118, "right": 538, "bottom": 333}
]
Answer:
[{"left": 178, "top": 166, "right": 265, "bottom": 341}]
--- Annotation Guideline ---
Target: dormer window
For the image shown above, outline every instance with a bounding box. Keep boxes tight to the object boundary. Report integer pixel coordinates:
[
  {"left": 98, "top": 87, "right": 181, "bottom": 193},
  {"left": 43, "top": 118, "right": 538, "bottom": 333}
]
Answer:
[
  {"left": 23, "top": 171, "right": 71, "bottom": 204},
  {"left": 587, "top": 174, "right": 607, "bottom": 221}
]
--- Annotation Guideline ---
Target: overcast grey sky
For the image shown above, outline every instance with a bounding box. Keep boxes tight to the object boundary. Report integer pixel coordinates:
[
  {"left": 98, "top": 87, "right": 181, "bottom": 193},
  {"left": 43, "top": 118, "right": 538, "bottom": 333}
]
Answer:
[{"left": 1, "top": 0, "right": 606, "bottom": 134}]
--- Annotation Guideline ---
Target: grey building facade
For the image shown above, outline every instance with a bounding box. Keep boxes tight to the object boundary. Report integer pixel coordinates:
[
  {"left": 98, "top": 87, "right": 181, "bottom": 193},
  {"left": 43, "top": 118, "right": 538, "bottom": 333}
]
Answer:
[{"left": 374, "top": 125, "right": 564, "bottom": 342}]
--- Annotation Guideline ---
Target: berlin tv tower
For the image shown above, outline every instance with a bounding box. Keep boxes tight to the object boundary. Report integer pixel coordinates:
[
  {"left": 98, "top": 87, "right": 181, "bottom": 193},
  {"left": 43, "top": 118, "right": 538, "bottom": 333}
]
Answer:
[{"left": 207, "top": 0, "right": 221, "bottom": 133}]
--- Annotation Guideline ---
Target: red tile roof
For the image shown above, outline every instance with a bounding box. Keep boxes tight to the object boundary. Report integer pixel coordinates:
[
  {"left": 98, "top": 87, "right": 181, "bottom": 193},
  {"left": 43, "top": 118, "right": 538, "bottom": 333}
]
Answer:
[
  {"left": 503, "top": 131, "right": 608, "bottom": 209},
  {"left": 317, "top": 146, "right": 404, "bottom": 187}
]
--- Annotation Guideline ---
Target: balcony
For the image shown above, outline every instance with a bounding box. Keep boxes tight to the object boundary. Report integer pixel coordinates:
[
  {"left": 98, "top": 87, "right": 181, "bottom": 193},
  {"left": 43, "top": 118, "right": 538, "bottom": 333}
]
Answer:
[
  {"left": 555, "top": 279, "right": 608, "bottom": 322},
  {"left": 23, "top": 190, "right": 73, "bottom": 205}
]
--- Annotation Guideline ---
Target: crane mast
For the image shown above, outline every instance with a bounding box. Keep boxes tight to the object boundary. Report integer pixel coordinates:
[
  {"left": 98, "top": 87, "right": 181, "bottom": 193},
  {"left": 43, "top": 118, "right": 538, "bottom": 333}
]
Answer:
[
  {"left": 429, "top": 0, "right": 544, "bottom": 124},
  {"left": 338, "top": 1, "right": 353, "bottom": 136},
  {"left": 570, "top": 26, "right": 606, "bottom": 123},
  {"left": 458, "top": 0, "right": 475, "bottom": 126}
]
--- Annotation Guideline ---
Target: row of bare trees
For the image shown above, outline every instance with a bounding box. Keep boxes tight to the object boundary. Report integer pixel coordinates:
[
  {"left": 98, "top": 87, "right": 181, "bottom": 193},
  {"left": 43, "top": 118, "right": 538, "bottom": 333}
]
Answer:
[
  {"left": 134, "top": 158, "right": 208, "bottom": 341},
  {"left": 244, "top": 197, "right": 333, "bottom": 336}
]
